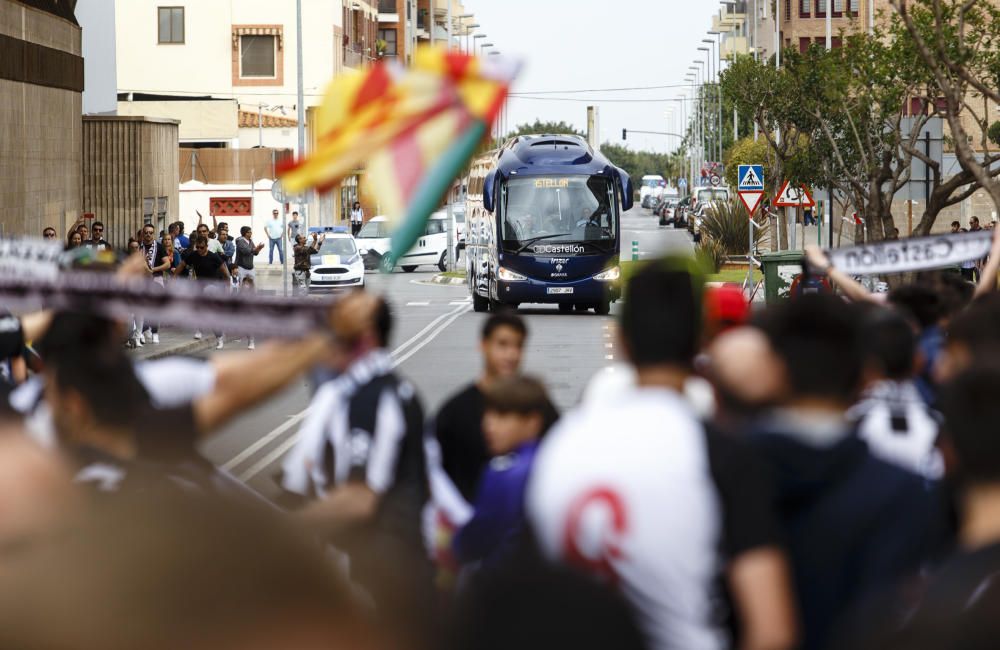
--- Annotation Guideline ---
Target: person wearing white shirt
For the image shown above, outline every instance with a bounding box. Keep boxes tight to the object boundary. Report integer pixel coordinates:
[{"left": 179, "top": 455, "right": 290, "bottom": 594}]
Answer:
[
  {"left": 350, "top": 202, "right": 364, "bottom": 237},
  {"left": 264, "top": 210, "right": 285, "bottom": 264},
  {"left": 528, "top": 263, "right": 797, "bottom": 650}
]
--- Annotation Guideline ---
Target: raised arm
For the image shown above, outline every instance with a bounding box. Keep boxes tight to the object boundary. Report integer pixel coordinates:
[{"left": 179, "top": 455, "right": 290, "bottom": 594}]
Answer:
[
  {"left": 804, "top": 245, "right": 885, "bottom": 305},
  {"left": 192, "top": 333, "right": 330, "bottom": 436},
  {"left": 974, "top": 226, "right": 1000, "bottom": 299}
]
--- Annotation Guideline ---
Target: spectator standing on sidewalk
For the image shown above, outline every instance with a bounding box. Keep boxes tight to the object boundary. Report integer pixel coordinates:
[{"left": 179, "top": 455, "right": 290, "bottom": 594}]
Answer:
[
  {"left": 137, "top": 224, "right": 171, "bottom": 347},
  {"left": 288, "top": 211, "right": 303, "bottom": 244},
  {"left": 195, "top": 223, "right": 224, "bottom": 255},
  {"left": 435, "top": 313, "right": 528, "bottom": 502},
  {"left": 351, "top": 202, "right": 364, "bottom": 237},
  {"left": 292, "top": 233, "right": 323, "bottom": 296},
  {"left": 235, "top": 226, "right": 265, "bottom": 283},
  {"left": 169, "top": 222, "right": 190, "bottom": 252},
  {"left": 83, "top": 221, "right": 110, "bottom": 251},
  {"left": 162, "top": 233, "right": 181, "bottom": 277},
  {"left": 265, "top": 210, "right": 285, "bottom": 265},
  {"left": 173, "top": 235, "right": 231, "bottom": 350},
  {"left": 67, "top": 231, "right": 83, "bottom": 250}
]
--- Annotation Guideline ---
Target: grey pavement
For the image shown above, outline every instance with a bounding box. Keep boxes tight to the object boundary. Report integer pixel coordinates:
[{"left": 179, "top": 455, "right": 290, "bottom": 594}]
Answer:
[{"left": 143, "top": 208, "right": 692, "bottom": 498}]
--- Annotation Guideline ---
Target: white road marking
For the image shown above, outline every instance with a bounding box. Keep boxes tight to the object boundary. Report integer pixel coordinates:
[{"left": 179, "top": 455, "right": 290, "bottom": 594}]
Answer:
[
  {"left": 406, "top": 301, "right": 430, "bottom": 306},
  {"left": 226, "top": 301, "right": 472, "bottom": 480}
]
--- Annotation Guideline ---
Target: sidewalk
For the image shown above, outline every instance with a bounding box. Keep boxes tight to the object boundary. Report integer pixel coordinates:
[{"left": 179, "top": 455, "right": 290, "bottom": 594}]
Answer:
[{"left": 127, "top": 329, "right": 256, "bottom": 361}]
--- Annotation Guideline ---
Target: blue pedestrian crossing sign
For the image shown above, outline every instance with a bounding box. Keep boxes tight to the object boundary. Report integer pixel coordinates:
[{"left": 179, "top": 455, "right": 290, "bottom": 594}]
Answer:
[{"left": 738, "top": 165, "right": 764, "bottom": 191}]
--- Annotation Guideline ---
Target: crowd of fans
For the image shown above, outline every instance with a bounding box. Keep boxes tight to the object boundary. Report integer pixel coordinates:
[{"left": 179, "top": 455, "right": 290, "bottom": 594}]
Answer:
[{"left": 5, "top": 220, "right": 1000, "bottom": 649}]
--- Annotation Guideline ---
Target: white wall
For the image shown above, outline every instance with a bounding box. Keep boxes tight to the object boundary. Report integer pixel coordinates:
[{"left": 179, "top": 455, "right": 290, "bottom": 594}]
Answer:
[
  {"left": 78, "top": 0, "right": 118, "bottom": 114},
  {"left": 115, "top": 0, "right": 342, "bottom": 153}
]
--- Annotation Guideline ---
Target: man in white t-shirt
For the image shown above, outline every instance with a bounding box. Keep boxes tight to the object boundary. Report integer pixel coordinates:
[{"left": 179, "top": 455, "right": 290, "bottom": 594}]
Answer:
[{"left": 527, "top": 263, "right": 796, "bottom": 650}]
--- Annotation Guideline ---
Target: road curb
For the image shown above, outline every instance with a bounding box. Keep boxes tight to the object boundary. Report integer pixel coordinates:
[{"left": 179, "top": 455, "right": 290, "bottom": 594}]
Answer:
[
  {"left": 428, "top": 274, "right": 466, "bottom": 286},
  {"left": 131, "top": 337, "right": 215, "bottom": 361}
]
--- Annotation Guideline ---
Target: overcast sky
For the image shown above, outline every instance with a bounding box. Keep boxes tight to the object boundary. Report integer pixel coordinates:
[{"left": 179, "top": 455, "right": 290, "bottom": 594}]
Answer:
[{"left": 467, "top": 0, "right": 721, "bottom": 154}]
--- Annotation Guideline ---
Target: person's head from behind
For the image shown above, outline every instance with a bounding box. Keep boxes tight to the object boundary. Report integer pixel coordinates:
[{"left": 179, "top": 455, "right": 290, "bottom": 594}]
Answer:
[
  {"left": 939, "top": 365, "right": 1000, "bottom": 488},
  {"left": 482, "top": 376, "right": 555, "bottom": 456},
  {"left": 888, "top": 284, "right": 945, "bottom": 331},
  {"left": 938, "top": 292, "right": 1000, "bottom": 384},
  {"left": 331, "top": 292, "right": 392, "bottom": 360},
  {"left": 756, "top": 293, "right": 863, "bottom": 409},
  {"left": 620, "top": 261, "right": 701, "bottom": 372},
  {"left": 703, "top": 284, "right": 749, "bottom": 344},
  {"left": 126, "top": 237, "right": 139, "bottom": 254},
  {"left": 951, "top": 221, "right": 961, "bottom": 233},
  {"left": 859, "top": 306, "right": 918, "bottom": 384},
  {"left": 972, "top": 216, "right": 981, "bottom": 229},
  {"left": 240, "top": 226, "right": 252, "bottom": 239},
  {"left": 191, "top": 234, "right": 209, "bottom": 256},
  {"left": 240, "top": 276, "right": 254, "bottom": 290},
  {"left": 40, "top": 313, "right": 150, "bottom": 443},
  {"left": 706, "top": 326, "right": 786, "bottom": 420},
  {"left": 481, "top": 312, "right": 527, "bottom": 380}
]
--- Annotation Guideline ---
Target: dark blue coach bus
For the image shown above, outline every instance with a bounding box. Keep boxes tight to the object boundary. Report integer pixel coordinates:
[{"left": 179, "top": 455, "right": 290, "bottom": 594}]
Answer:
[{"left": 464, "top": 134, "right": 633, "bottom": 314}]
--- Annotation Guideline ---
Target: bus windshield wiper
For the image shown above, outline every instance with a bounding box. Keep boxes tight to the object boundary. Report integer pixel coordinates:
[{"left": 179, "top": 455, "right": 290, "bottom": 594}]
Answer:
[{"left": 514, "top": 233, "right": 572, "bottom": 254}]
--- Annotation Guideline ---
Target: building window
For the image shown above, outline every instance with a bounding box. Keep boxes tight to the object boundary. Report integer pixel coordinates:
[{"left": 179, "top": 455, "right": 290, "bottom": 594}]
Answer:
[
  {"left": 158, "top": 7, "right": 184, "bottom": 43},
  {"left": 833, "top": 0, "right": 844, "bottom": 13},
  {"left": 241, "top": 35, "right": 276, "bottom": 77},
  {"left": 848, "top": 0, "right": 860, "bottom": 12},
  {"left": 800, "top": 0, "right": 810, "bottom": 17},
  {"left": 799, "top": 37, "right": 812, "bottom": 53},
  {"left": 815, "top": 0, "right": 825, "bottom": 18},
  {"left": 378, "top": 28, "right": 397, "bottom": 55},
  {"left": 785, "top": 0, "right": 792, "bottom": 20},
  {"left": 378, "top": 0, "right": 396, "bottom": 12}
]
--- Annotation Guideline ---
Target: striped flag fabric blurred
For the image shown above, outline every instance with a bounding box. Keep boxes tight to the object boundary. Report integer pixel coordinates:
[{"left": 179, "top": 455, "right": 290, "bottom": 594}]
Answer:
[{"left": 279, "top": 47, "right": 519, "bottom": 269}]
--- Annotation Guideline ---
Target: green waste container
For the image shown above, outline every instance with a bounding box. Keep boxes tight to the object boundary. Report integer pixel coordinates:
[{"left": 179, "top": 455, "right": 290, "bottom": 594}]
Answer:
[{"left": 760, "top": 250, "right": 806, "bottom": 305}]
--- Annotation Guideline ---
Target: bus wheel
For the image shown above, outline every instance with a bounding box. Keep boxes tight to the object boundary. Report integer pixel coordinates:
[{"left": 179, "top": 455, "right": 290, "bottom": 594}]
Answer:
[
  {"left": 473, "top": 291, "right": 489, "bottom": 313},
  {"left": 438, "top": 252, "right": 448, "bottom": 273},
  {"left": 595, "top": 300, "right": 611, "bottom": 316},
  {"left": 558, "top": 303, "right": 573, "bottom": 314}
]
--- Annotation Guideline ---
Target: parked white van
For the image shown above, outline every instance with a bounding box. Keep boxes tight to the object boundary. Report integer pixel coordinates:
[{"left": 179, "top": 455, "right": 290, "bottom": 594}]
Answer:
[{"left": 356, "top": 213, "right": 450, "bottom": 273}]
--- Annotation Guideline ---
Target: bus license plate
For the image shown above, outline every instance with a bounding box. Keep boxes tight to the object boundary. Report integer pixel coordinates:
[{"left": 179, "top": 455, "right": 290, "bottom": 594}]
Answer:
[{"left": 547, "top": 287, "right": 574, "bottom": 295}]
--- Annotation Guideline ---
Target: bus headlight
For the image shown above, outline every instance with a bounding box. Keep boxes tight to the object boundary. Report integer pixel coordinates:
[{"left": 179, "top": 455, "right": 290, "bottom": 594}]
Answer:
[
  {"left": 498, "top": 266, "right": 527, "bottom": 281},
  {"left": 594, "top": 266, "right": 621, "bottom": 282}
]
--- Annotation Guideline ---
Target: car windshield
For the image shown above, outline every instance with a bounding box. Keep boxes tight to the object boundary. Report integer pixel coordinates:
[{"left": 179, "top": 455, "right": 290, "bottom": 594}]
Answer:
[
  {"left": 357, "top": 221, "right": 386, "bottom": 239},
  {"left": 697, "top": 189, "right": 729, "bottom": 202},
  {"left": 501, "top": 175, "right": 616, "bottom": 250},
  {"left": 454, "top": 213, "right": 466, "bottom": 223},
  {"left": 642, "top": 178, "right": 662, "bottom": 187},
  {"left": 319, "top": 238, "right": 357, "bottom": 256}
]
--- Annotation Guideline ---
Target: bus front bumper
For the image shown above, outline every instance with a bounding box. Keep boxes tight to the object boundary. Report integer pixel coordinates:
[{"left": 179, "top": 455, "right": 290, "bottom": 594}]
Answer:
[{"left": 496, "top": 277, "right": 621, "bottom": 305}]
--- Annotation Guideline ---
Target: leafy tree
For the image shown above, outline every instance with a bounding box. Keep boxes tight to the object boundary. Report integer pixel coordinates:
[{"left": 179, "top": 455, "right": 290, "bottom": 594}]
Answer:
[
  {"left": 724, "top": 137, "right": 770, "bottom": 188},
  {"left": 505, "top": 120, "right": 584, "bottom": 138},
  {"left": 599, "top": 143, "right": 683, "bottom": 187}
]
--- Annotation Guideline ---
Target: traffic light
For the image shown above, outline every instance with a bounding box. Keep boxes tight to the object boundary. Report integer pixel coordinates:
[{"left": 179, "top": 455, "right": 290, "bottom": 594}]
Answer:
[{"left": 622, "top": 128, "right": 627, "bottom": 141}]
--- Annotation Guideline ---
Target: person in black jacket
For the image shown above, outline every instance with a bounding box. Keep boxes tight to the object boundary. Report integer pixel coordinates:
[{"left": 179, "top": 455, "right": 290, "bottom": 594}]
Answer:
[{"left": 748, "top": 294, "right": 950, "bottom": 650}]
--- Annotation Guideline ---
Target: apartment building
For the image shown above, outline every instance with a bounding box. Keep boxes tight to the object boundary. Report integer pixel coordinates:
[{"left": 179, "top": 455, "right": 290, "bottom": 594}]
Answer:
[
  {"left": 776, "top": 0, "right": 877, "bottom": 52},
  {"left": 377, "top": 0, "right": 472, "bottom": 63}
]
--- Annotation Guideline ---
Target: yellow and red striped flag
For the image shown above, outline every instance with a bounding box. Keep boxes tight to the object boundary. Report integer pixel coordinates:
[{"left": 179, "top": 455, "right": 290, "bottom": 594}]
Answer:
[{"left": 279, "top": 47, "right": 518, "bottom": 268}]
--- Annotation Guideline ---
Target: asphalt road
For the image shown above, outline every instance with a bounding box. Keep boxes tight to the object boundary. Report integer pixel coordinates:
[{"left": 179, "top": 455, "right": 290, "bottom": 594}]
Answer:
[{"left": 197, "top": 207, "right": 692, "bottom": 497}]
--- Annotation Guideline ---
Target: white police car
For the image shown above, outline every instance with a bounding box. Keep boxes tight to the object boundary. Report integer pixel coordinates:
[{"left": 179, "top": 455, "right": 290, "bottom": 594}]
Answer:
[{"left": 308, "top": 231, "right": 365, "bottom": 293}]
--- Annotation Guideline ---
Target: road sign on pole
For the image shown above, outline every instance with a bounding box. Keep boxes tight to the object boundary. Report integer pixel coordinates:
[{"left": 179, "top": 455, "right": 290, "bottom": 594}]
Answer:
[
  {"left": 737, "top": 164, "right": 764, "bottom": 192},
  {"left": 271, "top": 180, "right": 286, "bottom": 203},
  {"left": 774, "top": 180, "right": 816, "bottom": 208},
  {"left": 738, "top": 191, "right": 765, "bottom": 216}
]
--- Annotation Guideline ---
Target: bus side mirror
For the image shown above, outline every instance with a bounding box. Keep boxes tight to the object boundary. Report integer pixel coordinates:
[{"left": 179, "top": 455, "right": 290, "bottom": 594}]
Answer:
[
  {"left": 618, "top": 169, "right": 634, "bottom": 211},
  {"left": 483, "top": 172, "right": 497, "bottom": 213}
]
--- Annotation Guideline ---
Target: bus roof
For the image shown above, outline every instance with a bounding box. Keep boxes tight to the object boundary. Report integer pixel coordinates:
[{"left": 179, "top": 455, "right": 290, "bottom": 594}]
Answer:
[{"left": 483, "top": 134, "right": 624, "bottom": 179}]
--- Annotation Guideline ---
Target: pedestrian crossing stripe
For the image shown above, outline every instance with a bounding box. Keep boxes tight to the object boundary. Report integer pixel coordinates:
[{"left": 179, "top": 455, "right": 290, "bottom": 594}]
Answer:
[{"left": 738, "top": 165, "right": 763, "bottom": 190}]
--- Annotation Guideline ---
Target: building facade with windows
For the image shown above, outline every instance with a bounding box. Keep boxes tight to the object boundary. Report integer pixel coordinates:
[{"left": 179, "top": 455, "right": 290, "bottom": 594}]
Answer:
[
  {"left": 0, "top": 0, "right": 83, "bottom": 237},
  {"left": 377, "top": 0, "right": 472, "bottom": 64},
  {"left": 774, "top": 0, "right": 874, "bottom": 52}
]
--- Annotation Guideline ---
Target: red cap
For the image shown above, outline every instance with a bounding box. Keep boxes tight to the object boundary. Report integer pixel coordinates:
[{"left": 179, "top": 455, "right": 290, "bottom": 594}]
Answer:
[{"left": 705, "top": 285, "right": 749, "bottom": 329}]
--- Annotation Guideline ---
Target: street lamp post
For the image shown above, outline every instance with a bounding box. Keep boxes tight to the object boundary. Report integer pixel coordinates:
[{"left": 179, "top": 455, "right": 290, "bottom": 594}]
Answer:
[
  {"left": 453, "top": 13, "right": 473, "bottom": 50},
  {"left": 464, "top": 24, "right": 480, "bottom": 53}
]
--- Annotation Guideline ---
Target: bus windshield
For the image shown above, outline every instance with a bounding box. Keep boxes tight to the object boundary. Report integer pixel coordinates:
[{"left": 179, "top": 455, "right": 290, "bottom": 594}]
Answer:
[{"left": 501, "top": 175, "right": 616, "bottom": 252}]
